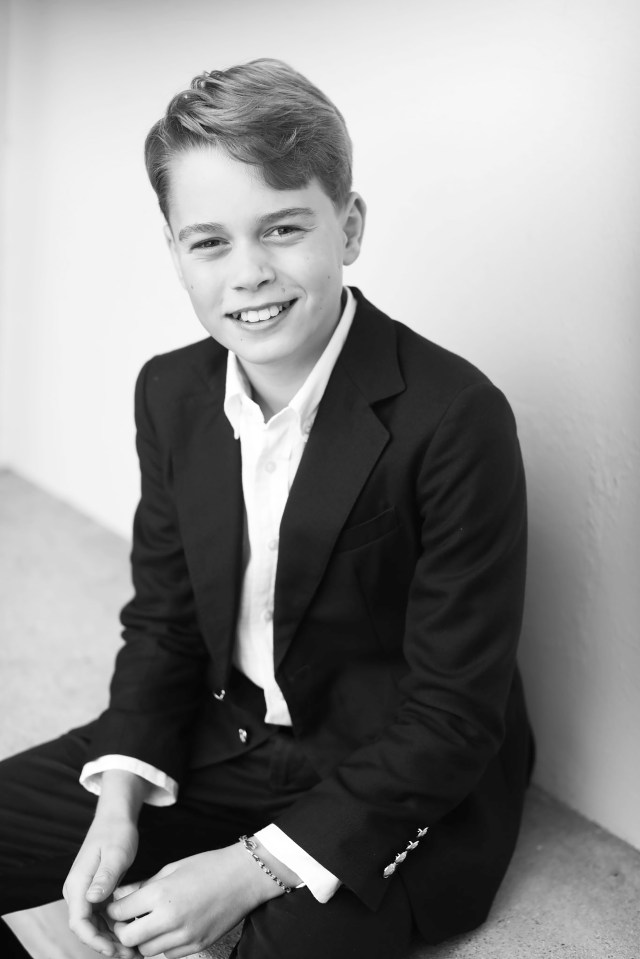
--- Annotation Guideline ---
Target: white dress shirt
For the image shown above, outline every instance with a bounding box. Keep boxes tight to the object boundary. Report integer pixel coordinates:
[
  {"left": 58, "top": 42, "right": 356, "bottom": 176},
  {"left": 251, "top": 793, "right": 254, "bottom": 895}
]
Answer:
[{"left": 80, "top": 289, "right": 356, "bottom": 902}]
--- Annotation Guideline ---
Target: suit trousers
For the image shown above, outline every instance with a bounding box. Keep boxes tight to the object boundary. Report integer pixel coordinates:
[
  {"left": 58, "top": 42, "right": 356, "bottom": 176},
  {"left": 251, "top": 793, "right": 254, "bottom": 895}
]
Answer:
[{"left": 0, "top": 725, "right": 415, "bottom": 959}]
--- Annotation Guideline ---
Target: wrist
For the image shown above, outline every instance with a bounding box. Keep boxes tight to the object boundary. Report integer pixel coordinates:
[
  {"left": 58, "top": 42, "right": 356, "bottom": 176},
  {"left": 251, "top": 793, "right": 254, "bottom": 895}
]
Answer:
[
  {"left": 95, "top": 769, "right": 150, "bottom": 821},
  {"left": 238, "top": 836, "right": 301, "bottom": 896}
]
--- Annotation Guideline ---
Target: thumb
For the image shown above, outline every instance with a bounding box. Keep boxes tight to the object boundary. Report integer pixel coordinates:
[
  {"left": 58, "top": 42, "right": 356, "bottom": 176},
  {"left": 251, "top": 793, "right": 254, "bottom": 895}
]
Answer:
[{"left": 86, "top": 856, "right": 127, "bottom": 903}]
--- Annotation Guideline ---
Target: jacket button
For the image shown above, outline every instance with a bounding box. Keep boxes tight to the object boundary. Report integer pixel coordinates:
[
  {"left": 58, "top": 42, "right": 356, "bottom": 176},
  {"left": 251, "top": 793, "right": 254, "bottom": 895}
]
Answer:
[
  {"left": 383, "top": 863, "right": 396, "bottom": 878},
  {"left": 238, "top": 728, "right": 248, "bottom": 744},
  {"left": 212, "top": 689, "right": 226, "bottom": 701}
]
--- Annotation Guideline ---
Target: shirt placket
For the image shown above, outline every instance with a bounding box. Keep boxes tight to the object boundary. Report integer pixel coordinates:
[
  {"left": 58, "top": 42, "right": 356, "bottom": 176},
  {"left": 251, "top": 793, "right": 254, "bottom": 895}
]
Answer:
[{"left": 256, "top": 416, "right": 294, "bottom": 720}]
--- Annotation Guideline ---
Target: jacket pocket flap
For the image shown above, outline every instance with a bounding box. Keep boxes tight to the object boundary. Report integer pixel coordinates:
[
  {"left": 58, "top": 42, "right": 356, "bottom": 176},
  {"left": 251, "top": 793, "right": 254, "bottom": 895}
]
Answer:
[{"left": 334, "top": 507, "right": 397, "bottom": 553}]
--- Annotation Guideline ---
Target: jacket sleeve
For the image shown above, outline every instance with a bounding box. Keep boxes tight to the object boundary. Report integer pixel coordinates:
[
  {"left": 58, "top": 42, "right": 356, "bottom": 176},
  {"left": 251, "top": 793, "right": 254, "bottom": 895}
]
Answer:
[
  {"left": 272, "top": 381, "right": 528, "bottom": 909},
  {"left": 87, "top": 359, "right": 209, "bottom": 782}
]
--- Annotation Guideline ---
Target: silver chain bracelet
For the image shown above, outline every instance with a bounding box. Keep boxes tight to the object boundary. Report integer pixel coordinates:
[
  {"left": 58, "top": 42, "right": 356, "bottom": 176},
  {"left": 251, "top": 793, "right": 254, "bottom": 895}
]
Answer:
[{"left": 238, "top": 835, "right": 292, "bottom": 894}]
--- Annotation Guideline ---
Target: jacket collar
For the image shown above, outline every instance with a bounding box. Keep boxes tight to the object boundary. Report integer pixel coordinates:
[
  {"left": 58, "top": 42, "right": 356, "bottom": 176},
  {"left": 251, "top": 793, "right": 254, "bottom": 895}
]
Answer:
[{"left": 336, "top": 287, "right": 405, "bottom": 405}]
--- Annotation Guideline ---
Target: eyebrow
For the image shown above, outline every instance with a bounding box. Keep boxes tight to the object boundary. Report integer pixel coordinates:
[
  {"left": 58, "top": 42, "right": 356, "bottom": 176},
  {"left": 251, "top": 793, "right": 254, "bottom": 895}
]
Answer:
[{"left": 177, "top": 207, "right": 316, "bottom": 243}]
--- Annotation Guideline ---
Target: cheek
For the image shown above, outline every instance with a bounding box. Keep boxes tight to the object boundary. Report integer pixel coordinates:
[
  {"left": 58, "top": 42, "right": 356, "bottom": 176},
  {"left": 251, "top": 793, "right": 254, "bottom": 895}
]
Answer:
[
  {"left": 299, "top": 253, "right": 338, "bottom": 289},
  {"left": 184, "top": 284, "right": 215, "bottom": 324},
  {"left": 183, "top": 269, "right": 222, "bottom": 301}
]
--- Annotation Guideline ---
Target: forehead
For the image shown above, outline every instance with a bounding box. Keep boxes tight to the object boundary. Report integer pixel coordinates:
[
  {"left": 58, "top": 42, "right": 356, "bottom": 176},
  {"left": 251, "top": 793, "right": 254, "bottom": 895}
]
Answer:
[{"left": 166, "top": 146, "right": 336, "bottom": 231}]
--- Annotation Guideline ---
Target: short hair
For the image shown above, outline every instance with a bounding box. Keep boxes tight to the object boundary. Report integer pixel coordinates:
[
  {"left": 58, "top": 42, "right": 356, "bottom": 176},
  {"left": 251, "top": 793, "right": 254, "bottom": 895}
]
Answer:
[{"left": 145, "top": 58, "right": 353, "bottom": 221}]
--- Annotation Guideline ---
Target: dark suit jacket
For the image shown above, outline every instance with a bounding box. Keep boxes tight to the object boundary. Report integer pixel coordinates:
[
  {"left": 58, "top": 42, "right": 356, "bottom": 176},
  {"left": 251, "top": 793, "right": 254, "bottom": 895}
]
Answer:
[{"left": 89, "top": 289, "right": 533, "bottom": 943}]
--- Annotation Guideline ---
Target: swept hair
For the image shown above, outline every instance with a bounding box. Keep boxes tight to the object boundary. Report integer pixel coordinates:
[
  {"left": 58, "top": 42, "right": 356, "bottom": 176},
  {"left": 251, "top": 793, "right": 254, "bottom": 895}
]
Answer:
[{"left": 145, "top": 58, "right": 353, "bottom": 220}]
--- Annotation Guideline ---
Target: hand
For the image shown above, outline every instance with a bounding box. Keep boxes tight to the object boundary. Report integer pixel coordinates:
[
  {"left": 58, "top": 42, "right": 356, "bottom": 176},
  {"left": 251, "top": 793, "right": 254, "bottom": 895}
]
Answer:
[
  {"left": 63, "top": 770, "right": 149, "bottom": 959},
  {"left": 63, "top": 811, "right": 140, "bottom": 958},
  {"left": 106, "top": 843, "right": 285, "bottom": 959}
]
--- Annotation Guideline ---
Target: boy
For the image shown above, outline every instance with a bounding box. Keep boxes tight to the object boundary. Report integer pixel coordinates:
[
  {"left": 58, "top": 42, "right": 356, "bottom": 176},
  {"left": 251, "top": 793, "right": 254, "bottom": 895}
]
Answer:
[{"left": 0, "top": 59, "right": 533, "bottom": 959}]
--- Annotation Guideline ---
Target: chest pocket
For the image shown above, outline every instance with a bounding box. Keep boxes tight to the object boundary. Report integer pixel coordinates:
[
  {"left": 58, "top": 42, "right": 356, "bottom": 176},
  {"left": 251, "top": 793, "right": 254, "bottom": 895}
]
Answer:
[{"left": 334, "top": 506, "right": 398, "bottom": 553}]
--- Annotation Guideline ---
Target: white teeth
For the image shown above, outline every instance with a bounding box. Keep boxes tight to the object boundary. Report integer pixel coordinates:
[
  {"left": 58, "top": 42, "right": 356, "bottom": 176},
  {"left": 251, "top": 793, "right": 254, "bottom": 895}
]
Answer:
[{"left": 233, "top": 300, "right": 291, "bottom": 323}]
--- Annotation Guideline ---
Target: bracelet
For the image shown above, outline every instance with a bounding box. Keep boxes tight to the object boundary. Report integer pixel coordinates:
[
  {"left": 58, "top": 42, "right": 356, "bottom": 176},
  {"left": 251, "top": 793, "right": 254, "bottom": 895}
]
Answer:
[{"left": 238, "top": 835, "right": 292, "bottom": 894}]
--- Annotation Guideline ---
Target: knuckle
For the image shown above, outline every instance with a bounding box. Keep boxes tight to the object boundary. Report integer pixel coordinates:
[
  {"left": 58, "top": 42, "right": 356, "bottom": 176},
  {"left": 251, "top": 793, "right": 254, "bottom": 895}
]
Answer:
[{"left": 150, "top": 888, "right": 164, "bottom": 908}]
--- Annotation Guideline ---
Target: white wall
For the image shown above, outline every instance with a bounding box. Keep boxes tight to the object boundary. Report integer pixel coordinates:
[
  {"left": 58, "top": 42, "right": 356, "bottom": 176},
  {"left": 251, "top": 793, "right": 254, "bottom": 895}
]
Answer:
[{"left": 1, "top": 0, "right": 639, "bottom": 850}]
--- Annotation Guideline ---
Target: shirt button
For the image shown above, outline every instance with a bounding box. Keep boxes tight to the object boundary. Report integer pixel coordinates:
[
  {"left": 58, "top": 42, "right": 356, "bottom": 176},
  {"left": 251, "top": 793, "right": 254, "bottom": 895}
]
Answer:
[
  {"left": 265, "top": 461, "right": 276, "bottom": 473},
  {"left": 238, "top": 728, "right": 248, "bottom": 744},
  {"left": 268, "top": 538, "right": 278, "bottom": 551},
  {"left": 263, "top": 609, "right": 273, "bottom": 622}
]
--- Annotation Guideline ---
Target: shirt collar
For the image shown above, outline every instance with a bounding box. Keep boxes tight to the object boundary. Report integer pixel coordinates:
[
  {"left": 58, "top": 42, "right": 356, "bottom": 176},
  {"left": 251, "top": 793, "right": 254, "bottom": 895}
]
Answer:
[{"left": 224, "top": 287, "right": 356, "bottom": 439}]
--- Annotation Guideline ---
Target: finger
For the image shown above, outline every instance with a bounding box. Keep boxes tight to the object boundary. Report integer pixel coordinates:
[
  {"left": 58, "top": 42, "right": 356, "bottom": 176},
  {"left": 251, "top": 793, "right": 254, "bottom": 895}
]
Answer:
[
  {"left": 95, "top": 913, "right": 141, "bottom": 959},
  {"left": 67, "top": 909, "right": 118, "bottom": 958},
  {"left": 127, "top": 925, "right": 196, "bottom": 959},
  {"left": 67, "top": 899, "right": 131, "bottom": 958},
  {"left": 112, "top": 914, "right": 164, "bottom": 950},
  {"left": 108, "top": 862, "right": 177, "bottom": 921},
  {"left": 139, "top": 932, "right": 187, "bottom": 958},
  {"left": 65, "top": 857, "right": 131, "bottom": 956},
  {"left": 112, "top": 880, "right": 145, "bottom": 900},
  {"left": 66, "top": 868, "right": 117, "bottom": 956},
  {"left": 107, "top": 887, "right": 152, "bottom": 923}
]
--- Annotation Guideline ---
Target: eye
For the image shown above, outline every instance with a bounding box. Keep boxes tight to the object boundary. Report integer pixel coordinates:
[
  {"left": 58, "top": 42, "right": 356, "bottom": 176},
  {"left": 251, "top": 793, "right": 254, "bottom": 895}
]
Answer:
[
  {"left": 191, "top": 237, "right": 226, "bottom": 251},
  {"left": 267, "top": 225, "right": 303, "bottom": 239}
]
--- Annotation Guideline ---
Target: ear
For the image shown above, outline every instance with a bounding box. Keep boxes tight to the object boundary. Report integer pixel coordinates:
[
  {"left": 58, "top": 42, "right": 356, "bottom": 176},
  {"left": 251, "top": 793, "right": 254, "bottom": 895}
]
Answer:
[
  {"left": 164, "top": 222, "right": 187, "bottom": 290},
  {"left": 341, "top": 192, "right": 367, "bottom": 266}
]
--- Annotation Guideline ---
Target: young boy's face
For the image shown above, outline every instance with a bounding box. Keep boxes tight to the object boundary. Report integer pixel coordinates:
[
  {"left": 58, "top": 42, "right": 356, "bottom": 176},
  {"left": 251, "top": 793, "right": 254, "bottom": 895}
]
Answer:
[{"left": 165, "top": 147, "right": 364, "bottom": 384}]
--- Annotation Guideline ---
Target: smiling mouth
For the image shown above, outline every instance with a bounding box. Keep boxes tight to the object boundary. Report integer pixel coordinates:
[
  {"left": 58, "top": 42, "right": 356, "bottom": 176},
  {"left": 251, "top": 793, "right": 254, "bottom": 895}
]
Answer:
[{"left": 228, "top": 299, "right": 295, "bottom": 324}]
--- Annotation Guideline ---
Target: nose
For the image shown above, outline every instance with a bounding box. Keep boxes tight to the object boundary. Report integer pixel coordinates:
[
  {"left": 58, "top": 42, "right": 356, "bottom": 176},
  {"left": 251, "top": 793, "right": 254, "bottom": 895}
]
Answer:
[{"left": 230, "top": 242, "right": 276, "bottom": 292}]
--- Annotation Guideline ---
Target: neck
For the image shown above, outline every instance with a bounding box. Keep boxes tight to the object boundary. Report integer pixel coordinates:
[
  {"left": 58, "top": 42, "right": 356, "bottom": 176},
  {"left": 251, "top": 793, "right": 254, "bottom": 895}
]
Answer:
[
  {"left": 239, "top": 288, "right": 348, "bottom": 420},
  {"left": 242, "top": 361, "right": 310, "bottom": 420}
]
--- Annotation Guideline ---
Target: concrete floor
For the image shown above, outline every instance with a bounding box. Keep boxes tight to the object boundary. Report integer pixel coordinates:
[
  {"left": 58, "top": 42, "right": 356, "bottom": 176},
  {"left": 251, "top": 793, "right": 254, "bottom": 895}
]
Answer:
[{"left": 1, "top": 469, "right": 639, "bottom": 958}]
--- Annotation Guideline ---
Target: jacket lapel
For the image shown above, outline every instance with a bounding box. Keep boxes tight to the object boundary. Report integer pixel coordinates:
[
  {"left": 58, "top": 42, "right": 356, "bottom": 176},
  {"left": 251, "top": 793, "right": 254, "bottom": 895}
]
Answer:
[
  {"left": 274, "top": 292, "right": 405, "bottom": 670},
  {"left": 171, "top": 345, "right": 244, "bottom": 689}
]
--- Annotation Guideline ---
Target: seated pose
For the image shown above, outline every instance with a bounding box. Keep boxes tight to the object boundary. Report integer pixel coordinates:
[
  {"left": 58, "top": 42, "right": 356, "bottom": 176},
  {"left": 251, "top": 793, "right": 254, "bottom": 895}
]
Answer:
[{"left": 0, "top": 59, "right": 533, "bottom": 959}]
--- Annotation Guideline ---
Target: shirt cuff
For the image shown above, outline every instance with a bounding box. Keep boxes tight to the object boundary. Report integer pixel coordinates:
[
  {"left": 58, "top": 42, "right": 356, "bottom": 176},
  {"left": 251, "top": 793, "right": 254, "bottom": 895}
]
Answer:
[
  {"left": 256, "top": 824, "right": 341, "bottom": 903},
  {"left": 79, "top": 755, "right": 179, "bottom": 807}
]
